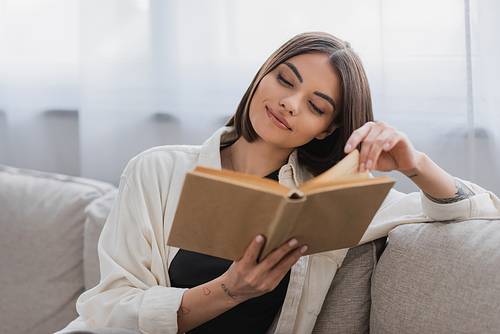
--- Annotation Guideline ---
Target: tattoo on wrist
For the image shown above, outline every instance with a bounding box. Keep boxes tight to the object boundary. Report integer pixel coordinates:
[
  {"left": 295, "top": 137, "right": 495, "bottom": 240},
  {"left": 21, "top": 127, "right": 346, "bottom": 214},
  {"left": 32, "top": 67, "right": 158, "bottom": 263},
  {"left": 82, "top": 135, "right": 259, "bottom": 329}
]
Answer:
[
  {"left": 180, "top": 307, "right": 190, "bottom": 315},
  {"left": 408, "top": 174, "right": 418, "bottom": 178},
  {"left": 424, "top": 178, "right": 474, "bottom": 204},
  {"left": 221, "top": 284, "right": 237, "bottom": 300}
]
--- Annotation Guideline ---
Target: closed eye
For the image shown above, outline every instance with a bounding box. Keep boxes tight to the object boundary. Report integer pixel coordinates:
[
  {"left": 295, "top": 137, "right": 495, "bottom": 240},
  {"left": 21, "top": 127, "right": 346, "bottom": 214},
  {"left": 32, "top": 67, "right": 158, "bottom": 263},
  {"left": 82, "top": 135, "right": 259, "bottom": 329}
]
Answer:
[
  {"left": 277, "top": 74, "right": 293, "bottom": 87},
  {"left": 309, "top": 101, "right": 324, "bottom": 115}
]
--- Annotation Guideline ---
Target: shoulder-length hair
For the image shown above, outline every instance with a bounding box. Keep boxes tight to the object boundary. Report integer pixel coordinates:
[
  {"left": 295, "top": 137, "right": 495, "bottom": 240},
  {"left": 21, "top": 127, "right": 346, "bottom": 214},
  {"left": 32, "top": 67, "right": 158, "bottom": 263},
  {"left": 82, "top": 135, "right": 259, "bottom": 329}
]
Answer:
[{"left": 222, "top": 32, "right": 373, "bottom": 176}]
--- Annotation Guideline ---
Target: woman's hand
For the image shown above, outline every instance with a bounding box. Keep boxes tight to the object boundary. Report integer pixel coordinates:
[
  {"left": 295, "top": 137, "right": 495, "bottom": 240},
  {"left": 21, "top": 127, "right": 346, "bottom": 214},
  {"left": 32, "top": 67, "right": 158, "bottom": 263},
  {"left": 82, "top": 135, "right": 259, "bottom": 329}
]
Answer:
[
  {"left": 344, "top": 121, "right": 422, "bottom": 174},
  {"left": 176, "top": 236, "right": 306, "bottom": 333},
  {"left": 220, "top": 235, "right": 307, "bottom": 302},
  {"left": 343, "top": 121, "right": 468, "bottom": 202}
]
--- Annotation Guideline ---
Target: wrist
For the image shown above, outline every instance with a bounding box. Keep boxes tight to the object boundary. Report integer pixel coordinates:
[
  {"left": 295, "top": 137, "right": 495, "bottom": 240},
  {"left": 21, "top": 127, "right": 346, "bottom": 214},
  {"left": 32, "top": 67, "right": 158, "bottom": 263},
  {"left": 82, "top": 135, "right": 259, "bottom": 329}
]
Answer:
[
  {"left": 399, "top": 151, "right": 427, "bottom": 179},
  {"left": 215, "top": 275, "right": 246, "bottom": 306},
  {"left": 397, "top": 151, "right": 457, "bottom": 199}
]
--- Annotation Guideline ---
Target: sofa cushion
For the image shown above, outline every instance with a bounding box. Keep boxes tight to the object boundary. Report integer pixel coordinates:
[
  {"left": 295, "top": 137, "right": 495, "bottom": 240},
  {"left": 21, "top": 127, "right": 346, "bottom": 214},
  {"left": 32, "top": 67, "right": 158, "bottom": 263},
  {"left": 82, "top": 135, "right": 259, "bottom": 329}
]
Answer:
[
  {"left": 0, "top": 165, "right": 116, "bottom": 334},
  {"left": 371, "top": 219, "right": 500, "bottom": 334},
  {"left": 312, "top": 237, "right": 386, "bottom": 334}
]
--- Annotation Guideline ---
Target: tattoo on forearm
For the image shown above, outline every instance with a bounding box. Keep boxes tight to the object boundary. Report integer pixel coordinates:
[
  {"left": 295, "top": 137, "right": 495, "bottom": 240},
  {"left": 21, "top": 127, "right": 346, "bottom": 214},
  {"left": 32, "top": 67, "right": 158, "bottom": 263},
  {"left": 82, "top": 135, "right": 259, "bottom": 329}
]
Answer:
[
  {"left": 203, "top": 287, "right": 211, "bottom": 296},
  {"left": 180, "top": 307, "right": 190, "bottom": 315},
  {"left": 424, "top": 178, "right": 474, "bottom": 204},
  {"left": 221, "top": 284, "right": 237, "bottom": 299}
]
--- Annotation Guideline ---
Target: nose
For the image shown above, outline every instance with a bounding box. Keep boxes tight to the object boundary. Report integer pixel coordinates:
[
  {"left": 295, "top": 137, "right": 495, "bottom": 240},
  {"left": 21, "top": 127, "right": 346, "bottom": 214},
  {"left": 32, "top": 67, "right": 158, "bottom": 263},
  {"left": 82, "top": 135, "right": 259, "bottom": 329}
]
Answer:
[
  {"left": 280, "top": 94, "right": 301, "bottom": 116},
  {"left": 282, "top": 103, "right": 292, "bottom": 114}
]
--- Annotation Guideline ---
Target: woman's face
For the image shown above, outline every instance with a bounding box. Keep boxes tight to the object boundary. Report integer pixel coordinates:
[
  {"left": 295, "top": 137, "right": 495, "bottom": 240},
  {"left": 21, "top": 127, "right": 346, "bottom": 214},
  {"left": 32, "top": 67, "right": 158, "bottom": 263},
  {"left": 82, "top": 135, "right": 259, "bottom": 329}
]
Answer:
[{"left": 249, "top": 53, "right": 342, "bottom": 150}]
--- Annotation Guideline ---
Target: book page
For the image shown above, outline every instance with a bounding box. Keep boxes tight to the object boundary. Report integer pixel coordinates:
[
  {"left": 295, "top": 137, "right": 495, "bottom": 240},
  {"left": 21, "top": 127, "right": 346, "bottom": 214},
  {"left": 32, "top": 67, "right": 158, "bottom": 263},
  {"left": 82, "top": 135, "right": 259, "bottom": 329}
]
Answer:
[
  {"left": 193, "top": 166, "right": 291, "bottom": 195},
  {"left": 301, "top": 176, "right": 395, "bottom": 196},
  {"left": 297, "top": 150, "right": 369, "bottom": 193}
]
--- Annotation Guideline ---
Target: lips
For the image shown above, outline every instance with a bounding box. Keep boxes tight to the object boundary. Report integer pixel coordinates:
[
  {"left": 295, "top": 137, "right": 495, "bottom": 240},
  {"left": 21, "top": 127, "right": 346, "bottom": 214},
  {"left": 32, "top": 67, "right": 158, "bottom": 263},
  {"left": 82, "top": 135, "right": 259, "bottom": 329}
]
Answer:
[{"left": 266, "top": 107, "right": 291, "bottom": 131}]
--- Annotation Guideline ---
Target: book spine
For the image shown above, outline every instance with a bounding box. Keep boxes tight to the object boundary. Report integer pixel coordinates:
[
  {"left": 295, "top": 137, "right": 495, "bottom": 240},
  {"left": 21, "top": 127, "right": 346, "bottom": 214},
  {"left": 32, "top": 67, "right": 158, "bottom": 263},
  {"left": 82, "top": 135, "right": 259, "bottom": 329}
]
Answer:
[{"left": 259, "top": 196, "right": 306, "bottom": 261}]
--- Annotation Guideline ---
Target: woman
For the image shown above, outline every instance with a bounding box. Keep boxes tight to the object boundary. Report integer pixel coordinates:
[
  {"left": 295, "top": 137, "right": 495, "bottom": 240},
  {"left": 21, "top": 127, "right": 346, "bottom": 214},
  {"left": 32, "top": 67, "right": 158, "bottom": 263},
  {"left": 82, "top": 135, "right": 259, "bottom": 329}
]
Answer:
[{"left": 63, "top": 32, "right": 499, "bottom": 334}]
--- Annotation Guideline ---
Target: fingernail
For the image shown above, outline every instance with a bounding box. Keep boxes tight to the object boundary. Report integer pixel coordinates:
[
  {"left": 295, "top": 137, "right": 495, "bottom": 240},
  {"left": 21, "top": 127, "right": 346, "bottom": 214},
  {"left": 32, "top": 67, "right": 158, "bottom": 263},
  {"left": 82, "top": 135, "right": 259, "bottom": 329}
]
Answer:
[
  {"left": 344, "top": 144, "right": 351, "bottom": 152},
  {"left": 256, "top": 235, "right": 264, "bottom": 243},
  {"left": 383, "top": 143, "right": 390, "bottom": 150},
  {"left": 300, "top": 245, "right": 308, "bottom": 254},
  {"left": 359, "top": 163, "right": 365, "bottom": 172},
  {"left": 365, "top": 160, "right": 373, "bottom": 170},
  {"left": 288, "top": 238, "right": 298, "bottom": 247}
]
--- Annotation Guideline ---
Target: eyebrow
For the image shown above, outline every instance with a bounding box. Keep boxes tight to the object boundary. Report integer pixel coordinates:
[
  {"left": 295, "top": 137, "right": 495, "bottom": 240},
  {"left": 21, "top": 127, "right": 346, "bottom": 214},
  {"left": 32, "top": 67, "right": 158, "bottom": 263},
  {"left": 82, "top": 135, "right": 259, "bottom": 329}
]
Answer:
[
  {"left": 314, "top": 91, "right": 336, "bottom": 111},
  {"left": 283, "top": 61, "right": 336, "bottom": 111},
  {"left": 283, "top": 62, "right": 303, "bottom": 83}
]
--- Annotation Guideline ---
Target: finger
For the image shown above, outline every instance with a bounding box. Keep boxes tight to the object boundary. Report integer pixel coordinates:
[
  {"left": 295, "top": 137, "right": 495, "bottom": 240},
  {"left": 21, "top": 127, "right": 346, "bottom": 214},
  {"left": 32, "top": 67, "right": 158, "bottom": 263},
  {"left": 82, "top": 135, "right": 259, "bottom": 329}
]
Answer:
[
  {"left": 364, "top": 128, "right": 397, "bottom": 171},
  {"left": 247, "top": 244, "right": 307, "bottom": 296},
  {"left": 380, "top": 131, "right": 405, "bottom": 151},
  {"left": 358, "top": 122, "right": 388, "bottom": 171},
  {"left": 258, "top": 238, "right": 300, "bottom": 271},
  {"left": 264, "top": 245, "right": 308, "bottom": 288},
  {"left": 240, "top": 235, "right": 266, "bottom": 265},
  {"left": 273, "top": 244, "right": 308, "bottom": 273},
  {"left": 344, "top": 122, "right": 374, "bottom": 153},
  {"left": 373, "top": 131, "right": 413, "bottom": 170}
]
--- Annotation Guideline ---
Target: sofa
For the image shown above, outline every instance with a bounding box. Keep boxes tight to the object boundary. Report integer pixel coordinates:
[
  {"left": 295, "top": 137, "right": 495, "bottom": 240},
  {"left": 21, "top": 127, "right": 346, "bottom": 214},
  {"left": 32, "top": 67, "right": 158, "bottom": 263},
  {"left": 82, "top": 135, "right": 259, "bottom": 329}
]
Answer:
[{"left": 1, "top": 164, "right": 499, "bottom": 334}]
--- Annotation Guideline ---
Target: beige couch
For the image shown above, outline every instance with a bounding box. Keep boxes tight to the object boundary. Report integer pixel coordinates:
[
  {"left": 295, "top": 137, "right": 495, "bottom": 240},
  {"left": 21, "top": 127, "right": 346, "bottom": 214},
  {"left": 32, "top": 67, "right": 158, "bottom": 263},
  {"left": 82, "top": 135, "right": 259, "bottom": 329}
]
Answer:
[{"left": 1, "top": 165, "right": 499, "bottom": 334}]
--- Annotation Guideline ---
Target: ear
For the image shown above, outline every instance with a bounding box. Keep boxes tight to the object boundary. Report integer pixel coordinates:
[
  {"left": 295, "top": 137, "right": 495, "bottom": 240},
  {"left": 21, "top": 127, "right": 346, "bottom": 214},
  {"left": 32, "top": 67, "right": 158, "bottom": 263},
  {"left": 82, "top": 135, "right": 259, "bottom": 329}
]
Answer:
[{"left": 315, "top": 123, "right": 339, "bottom": 140}]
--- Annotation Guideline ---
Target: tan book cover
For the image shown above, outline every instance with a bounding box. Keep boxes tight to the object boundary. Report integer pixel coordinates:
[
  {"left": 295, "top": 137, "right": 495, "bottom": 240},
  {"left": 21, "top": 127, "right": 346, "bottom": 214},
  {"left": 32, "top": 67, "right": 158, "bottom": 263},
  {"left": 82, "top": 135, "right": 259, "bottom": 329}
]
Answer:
[{"left": 167, "top": 150, "right": 395, "bottom": 262}]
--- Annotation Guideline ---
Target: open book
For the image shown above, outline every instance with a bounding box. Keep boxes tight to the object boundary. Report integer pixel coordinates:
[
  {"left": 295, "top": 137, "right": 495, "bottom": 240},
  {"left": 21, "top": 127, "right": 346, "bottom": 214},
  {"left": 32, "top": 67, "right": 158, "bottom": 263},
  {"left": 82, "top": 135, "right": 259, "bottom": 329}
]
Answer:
[{"left": 167, "top": 150, "right": 395, "bottom": 262}]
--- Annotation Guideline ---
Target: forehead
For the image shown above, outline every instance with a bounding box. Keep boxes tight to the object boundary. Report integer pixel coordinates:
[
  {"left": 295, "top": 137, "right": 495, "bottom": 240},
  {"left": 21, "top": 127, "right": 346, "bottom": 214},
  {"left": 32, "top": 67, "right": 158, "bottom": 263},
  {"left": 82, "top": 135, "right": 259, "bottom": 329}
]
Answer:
[{"left": 281, "top": 53, "right": 336, "bottom": 78}]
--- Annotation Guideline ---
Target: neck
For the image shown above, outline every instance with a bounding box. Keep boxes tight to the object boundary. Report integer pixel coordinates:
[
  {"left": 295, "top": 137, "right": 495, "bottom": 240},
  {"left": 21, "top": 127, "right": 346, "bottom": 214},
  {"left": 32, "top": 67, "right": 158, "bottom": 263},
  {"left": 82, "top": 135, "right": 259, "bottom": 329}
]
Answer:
[{"left": 226, "top": 138, "right": 293, "bottom": 177}]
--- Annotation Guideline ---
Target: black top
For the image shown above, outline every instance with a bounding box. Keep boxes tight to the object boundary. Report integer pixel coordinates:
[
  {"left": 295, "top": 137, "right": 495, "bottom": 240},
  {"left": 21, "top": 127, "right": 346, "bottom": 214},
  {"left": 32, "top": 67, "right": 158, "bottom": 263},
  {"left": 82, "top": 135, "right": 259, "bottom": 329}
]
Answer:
[{"left": 169, "top": 168, "right": 290, "bottom": 334}]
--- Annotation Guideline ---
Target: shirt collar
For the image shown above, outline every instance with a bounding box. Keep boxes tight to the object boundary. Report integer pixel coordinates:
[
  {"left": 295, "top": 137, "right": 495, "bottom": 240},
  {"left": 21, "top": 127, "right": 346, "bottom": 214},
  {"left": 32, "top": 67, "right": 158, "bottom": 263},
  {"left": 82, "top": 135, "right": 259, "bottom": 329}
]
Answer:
[
  {"left": 279, "top": 150, "right": 313, "bottom": 189},
  {"left": 197, "top": 126, "right": 232, "bottom": 170}
]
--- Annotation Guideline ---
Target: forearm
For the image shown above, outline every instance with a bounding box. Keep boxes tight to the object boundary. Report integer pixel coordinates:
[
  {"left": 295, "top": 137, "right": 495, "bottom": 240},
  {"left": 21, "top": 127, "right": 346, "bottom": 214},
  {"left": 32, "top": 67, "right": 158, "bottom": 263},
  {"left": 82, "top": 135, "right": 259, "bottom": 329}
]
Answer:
[
  {"left": 399, "top": 152, "right": 473, "bottom": 203},
  {"left": 176, "top": 276, "right": 241, "bottom": 334}
]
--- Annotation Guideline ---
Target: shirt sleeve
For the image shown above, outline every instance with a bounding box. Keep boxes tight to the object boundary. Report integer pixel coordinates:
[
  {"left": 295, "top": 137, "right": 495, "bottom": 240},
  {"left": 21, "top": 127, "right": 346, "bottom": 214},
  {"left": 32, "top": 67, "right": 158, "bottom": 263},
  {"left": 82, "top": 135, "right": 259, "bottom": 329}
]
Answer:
[
  {"left": 421, "top": 177, "right": 500, "bottom": 221},
  {"left": 360, "top": 179, "right": 500, "bottom": 244},
  {"left": 76, "top": 155, "right": 187, "bottom": 334}
]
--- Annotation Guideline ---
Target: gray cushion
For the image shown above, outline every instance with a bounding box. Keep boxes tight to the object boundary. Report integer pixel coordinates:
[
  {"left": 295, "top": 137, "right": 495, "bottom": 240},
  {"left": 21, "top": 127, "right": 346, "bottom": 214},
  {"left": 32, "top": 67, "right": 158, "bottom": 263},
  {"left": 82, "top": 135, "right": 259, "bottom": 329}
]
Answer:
[
  {"left": 0, "top": 165, "right": 115, "bottom": 334},
  {"left": 312, "top": 237, "right": 386, "bottom": 334},
  {"left": 371, "top": 219, "right": 500, "bottom": 334}
]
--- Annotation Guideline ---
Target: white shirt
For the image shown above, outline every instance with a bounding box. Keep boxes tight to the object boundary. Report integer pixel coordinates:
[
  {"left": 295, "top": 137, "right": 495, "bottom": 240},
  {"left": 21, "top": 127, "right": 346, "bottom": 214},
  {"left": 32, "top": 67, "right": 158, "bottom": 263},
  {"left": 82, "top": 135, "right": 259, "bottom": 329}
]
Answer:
[{"left": 59, "top": 126, "right": 500, "bottom": 334}]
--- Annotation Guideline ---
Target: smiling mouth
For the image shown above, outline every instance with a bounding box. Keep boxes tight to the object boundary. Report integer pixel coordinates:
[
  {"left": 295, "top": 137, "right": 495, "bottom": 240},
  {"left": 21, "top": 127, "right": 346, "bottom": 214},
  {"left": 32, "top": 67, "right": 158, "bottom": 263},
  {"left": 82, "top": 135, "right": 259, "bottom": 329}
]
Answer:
[{"left": 266, "top": 107, "right": 291, "bottom": 130}]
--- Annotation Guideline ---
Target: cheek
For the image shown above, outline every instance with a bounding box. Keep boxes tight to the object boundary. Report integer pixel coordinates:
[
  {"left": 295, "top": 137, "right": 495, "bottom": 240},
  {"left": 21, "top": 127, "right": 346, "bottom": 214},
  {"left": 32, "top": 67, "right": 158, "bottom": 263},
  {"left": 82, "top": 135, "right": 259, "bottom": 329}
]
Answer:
[
  {"left": 249, "top": 77, "right": 274, "bottom": 117},
  {"left": 255, "top": 74, "right": 281, "bottom": 100},
  {"left": 302, "top": 117, "right": 329, "bottom": 134},
  {"left": 298, "top": 118, "right": 334, "bottom": 143}
]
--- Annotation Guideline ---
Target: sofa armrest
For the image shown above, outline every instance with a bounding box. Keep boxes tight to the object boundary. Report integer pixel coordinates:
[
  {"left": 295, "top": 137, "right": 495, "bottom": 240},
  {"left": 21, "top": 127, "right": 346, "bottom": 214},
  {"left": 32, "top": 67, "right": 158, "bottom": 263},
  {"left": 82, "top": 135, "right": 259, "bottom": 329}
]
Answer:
[
  {"left": 0, "top": 165, "right": 116, "bottom": 334},
  {"left": 371, "top": 219, "right": 500, "bottom": 333}
]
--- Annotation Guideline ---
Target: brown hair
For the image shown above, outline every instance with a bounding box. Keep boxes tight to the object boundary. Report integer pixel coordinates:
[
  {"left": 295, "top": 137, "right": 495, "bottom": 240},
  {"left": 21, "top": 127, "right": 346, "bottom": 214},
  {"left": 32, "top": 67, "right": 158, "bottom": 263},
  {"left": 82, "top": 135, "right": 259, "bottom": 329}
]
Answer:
[{"left": 222, "top": 32, "right": 373, "bottom": 176}]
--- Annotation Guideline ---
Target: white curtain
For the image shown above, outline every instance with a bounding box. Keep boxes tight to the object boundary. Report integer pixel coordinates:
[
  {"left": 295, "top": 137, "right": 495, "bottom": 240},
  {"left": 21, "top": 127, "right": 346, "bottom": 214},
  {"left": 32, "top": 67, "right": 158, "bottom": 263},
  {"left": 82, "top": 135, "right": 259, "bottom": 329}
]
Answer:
[{"left": 0, "top": 0, "right": 498, "bottom": 195}]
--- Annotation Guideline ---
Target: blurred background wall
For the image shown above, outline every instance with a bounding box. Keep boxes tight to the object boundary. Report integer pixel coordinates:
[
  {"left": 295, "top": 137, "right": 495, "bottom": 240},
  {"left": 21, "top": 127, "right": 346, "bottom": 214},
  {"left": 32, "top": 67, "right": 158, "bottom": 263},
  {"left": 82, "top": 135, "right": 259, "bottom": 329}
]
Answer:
[{"left": 0, "top": 0, "right": 499, "bottom": 196}]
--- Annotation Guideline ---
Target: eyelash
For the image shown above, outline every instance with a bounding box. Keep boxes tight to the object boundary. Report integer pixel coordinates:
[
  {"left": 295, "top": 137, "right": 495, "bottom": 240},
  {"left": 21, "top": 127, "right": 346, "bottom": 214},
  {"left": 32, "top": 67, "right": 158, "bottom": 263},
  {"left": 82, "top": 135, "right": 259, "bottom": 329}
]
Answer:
[
  {"left": 310, "top": 102, "right": 324, "bottom": 115},
  {"left": 277, "top": 73, "right": 325, "bottom": 116},
  {"left": 277, "top": 74, "right": 292, "bottom": 87}
]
